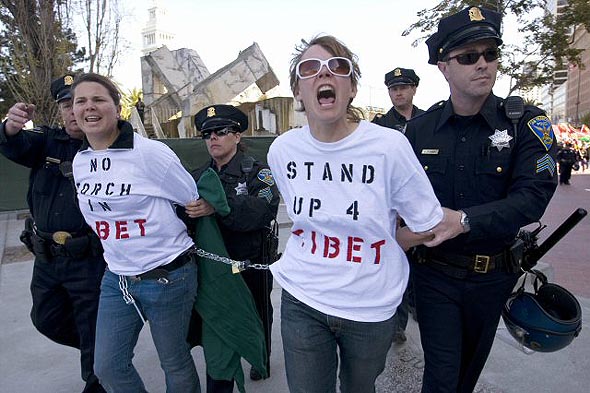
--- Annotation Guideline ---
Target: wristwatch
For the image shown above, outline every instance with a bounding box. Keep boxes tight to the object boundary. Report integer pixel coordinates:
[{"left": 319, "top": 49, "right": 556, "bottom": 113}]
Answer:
[{"left": 459, "top": 210, "right": 471, "bottom": 233}]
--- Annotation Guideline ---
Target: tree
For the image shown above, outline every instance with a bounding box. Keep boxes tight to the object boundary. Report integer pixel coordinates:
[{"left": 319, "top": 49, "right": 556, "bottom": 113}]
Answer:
[
  {"left": 0, "top": 0, "right": 81, "bottom": 125},
  {"left": 403, "top": 0, "right": 589, "bottom": 95},
  {"left": 0, "top": 0, "right": 126, "bottom": 124},
  {"left": 120, "top": 87, "right": 142, "bottom": 121},
  {"left": 75, "top": 0, "right": 125, "bottom": 76}
]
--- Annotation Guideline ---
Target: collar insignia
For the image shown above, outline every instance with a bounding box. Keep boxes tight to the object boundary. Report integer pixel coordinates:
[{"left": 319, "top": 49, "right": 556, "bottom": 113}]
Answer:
[
  {"left": 469, "top": 7, "right": 485, "bottom": 21},
  {"left": 234, "top": 181, "right": 248, "bottom": 196},
  {"left": 489, "top": 129, "right": 513, "bottom": 151},
  {"left": 527, "top": 115, "right": 554, "bottom": 151}
]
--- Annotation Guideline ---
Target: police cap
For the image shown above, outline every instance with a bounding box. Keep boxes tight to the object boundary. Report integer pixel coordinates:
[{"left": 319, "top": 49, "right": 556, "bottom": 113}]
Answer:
[
  {"left": 50, "top": 74, "right": 76, "bottom": 103},
  {"left": 426, "top": 6, "right": 503, "bottom": 65},
  {"left": 194, "top": 104, "right": 248, "bottom": 132},
  {"left": 384, "top": 68, "right": 420, "bottom": 88}
]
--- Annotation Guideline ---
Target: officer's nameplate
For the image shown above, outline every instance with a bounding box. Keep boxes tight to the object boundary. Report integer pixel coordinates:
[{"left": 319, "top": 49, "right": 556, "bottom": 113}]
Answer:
[{"left": 421, "top": 149, "right": 439, "bottom": 155}]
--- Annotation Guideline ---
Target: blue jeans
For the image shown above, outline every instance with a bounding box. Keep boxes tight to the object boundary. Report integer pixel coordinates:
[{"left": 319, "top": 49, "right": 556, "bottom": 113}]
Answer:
[
  {"left": 94, "top": 261, "right": 200, "bottom": 393},
  {"left": 280, "top": 290, "right": 395, "bottom": 393}
]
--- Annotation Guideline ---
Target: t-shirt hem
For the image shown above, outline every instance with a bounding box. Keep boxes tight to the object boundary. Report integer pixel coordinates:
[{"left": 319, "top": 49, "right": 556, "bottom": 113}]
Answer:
[{"left": 271, "top": 268, "right": 396, "bottom": 323}]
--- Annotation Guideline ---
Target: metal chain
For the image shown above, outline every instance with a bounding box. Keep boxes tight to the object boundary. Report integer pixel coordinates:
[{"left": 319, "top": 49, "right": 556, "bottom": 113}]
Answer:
[
  {"left": 195, "top": 248, "right": 271, "bottom": 270},
  {"left": 248, "top": 263, "right": 272, "bottom": 270}
]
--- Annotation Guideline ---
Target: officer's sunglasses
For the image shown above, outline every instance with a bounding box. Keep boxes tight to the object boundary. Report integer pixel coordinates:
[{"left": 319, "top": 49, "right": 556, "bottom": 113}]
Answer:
[
  {"left": 296, "top": 57, "right": 353, "bottom": 79},
  {"left": 446, "top": 48, "right": 499, "bottom": 65},
  {"left": 201, "top": 127, "right": 238, "bottom": 140}
]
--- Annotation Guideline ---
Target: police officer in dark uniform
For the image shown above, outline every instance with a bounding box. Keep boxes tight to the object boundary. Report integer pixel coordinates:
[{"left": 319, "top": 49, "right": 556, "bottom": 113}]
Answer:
[
  {"left": 0, "top": 75, "right": 106, "bottom": 392},
  {"left": 404, "top": 7, "right": 558, "bottom": 393},
  {"left": 372, "top": 67, "right": 424, "bottom": 132},
  {"left": 556, "top": 142, "right": 578, "bottom": 185},
  {"left": 189, "top": 104, "right": 279, "bottom": 391}
]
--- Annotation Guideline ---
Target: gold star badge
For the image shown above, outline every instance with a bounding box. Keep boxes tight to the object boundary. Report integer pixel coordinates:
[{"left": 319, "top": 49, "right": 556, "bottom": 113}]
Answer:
[{"left": 469, "top": 7, "right": 485, "bottom": 22}]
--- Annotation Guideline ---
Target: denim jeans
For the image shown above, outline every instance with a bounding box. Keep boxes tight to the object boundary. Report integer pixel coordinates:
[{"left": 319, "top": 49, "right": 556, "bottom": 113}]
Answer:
[
  {"left": 280, "top": 290, "right": 395, "bottom": 393},
  {"left": 94, "top": 261, "right": 200, "bottom": 393}
]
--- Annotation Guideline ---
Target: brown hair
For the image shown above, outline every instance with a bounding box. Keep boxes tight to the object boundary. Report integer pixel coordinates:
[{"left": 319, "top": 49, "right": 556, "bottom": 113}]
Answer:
[
  {"left": 289, "top": 35, "right": 364, "bottom": 122},
  {"left": 71, "top": 73, "right": 121, "bottom": 106}
]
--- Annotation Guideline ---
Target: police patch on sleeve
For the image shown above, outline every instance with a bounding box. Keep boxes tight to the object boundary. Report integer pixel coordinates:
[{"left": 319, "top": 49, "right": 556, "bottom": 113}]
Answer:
[
  {"left": 527, "top": 116, "right": 554, "bottom": 151},
  {"left": 257, "top": 186, "right": 273, "bottom": 203},
  {"left": 257, "top": 168, "right": 275, "bottom": 186},
  {"left": 536, "top": 154, "right": 556, "bottom": 176}
]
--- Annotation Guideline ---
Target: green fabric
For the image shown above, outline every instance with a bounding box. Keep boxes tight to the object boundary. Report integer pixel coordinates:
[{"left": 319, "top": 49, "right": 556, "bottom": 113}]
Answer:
[{"left": 191, "top": 168, "right": 267, "bottom": 392}]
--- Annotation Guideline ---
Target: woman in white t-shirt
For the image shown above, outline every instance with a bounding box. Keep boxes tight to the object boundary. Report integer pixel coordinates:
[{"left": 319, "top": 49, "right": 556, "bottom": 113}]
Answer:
[
  {"left": 71, "top": 73, "right": 201, "bottom": 393},
  {"left": 267, "top": 35, "right": 447, "bottom": 393}
]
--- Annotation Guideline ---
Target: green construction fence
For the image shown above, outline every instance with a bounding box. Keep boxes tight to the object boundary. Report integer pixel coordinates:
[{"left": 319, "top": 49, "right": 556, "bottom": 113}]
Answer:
[{"left": 0, "top": 136, "right": 276, "bottom": 212}]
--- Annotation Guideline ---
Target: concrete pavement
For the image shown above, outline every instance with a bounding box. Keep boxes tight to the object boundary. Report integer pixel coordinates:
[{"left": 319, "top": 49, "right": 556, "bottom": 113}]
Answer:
[{"left": 1, "top": 173, "right": 589, "bottom": 392}]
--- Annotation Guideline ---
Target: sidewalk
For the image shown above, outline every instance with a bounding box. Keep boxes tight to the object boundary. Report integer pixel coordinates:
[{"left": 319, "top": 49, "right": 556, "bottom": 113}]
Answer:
[{"left": 1, "top": 203, "right": 589, "bottom": 392}]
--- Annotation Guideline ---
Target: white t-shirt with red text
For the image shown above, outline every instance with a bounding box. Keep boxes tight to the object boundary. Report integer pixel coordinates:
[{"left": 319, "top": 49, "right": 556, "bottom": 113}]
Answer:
[
  {"left": 73, "top": 132, "right": 198, "bottom": 275},
  {"left": 267, "top": 120, "right": 442, "bottom": 322}
]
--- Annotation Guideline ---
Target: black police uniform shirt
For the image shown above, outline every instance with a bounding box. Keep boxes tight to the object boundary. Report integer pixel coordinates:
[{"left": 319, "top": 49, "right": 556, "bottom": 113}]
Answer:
[
  {"left": 373, "top": 105, "right": 424, "bottom": 132},
  {"left": 405, "top": 94, "right": 558, "bottom": 255},
  {"left": 192, "top": 150, "right": 279, "bottom": 262},
  {"left": 0, "top": 122, "right": 88, "bottom": 234}
]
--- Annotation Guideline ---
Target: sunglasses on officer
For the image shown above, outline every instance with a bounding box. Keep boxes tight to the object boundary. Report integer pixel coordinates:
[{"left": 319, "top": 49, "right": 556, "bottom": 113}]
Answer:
[
  {"left": 201, "top": 127, "right": 239, "bottom": 140},
  {"left": 296, "top": 57, "right": 353, "bottom": 79},
  {"left": 446, "top": 48, "right": 499, "bottom": 65}
]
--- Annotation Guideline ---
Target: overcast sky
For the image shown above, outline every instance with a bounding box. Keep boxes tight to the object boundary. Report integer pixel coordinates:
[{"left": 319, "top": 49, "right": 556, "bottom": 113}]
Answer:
[{"left": 111, "top": 0, "right": 513, "bottom": 111}]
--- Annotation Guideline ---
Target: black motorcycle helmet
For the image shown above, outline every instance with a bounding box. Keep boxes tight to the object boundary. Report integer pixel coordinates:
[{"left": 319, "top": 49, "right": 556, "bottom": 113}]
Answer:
[{"left": 502, "top": 270, "right": 582, "bottom": 352}]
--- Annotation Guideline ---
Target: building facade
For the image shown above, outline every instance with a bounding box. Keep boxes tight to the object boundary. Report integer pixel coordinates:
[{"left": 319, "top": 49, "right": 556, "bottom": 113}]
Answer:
[{"left": 566, "top": 26, "right": 590, "bottom": 124}]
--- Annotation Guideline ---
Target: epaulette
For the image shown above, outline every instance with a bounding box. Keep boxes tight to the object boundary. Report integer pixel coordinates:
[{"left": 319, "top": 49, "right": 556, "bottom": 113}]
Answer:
[
  {"left": 427, "top": 100, "right": 446, "bottom": 112},
  {"left": 407, "top": 101, "right": 445, "bottom": 123}
]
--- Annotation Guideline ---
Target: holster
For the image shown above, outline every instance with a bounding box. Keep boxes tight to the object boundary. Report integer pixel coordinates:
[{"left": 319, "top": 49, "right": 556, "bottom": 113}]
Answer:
[
  {"left": 262, "top": 221, "right": 280, "bottom": 265},
  {"left": 19, "top": 217, "right": 35, "bottom": 253},
  {"left": 23, "top": 220, "right": 51, "bottom": 263},
  {"left": 507, "top": 239, "right": 525, "bottom": 274}
]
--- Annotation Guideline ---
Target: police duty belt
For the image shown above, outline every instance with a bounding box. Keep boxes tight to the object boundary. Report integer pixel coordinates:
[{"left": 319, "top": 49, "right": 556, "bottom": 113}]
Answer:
[{"left": 195, "top": 248, "right": 269, "bottom": 273}]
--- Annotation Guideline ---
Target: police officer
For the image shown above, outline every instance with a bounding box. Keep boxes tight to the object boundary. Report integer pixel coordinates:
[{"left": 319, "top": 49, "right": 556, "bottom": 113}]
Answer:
[
  {"left": 373, "top": 67, "right": 423, "bottom": 132},
  {"left": 0, "top": 75, "right": 106, "bottom": 392},
  {"left": 556, "top": 142, "right": 578, "bottom": 185},
  {"left": 188, "top": 104, "right": 279, "bottom": 391},
  {"left": 404, "top": 7, "right": 558, "bottom": 393}
]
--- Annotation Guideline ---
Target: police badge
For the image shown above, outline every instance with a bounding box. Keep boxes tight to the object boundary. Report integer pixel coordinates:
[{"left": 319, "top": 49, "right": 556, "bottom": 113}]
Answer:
[{"left": 489, "top": 129, "right": 513, "bottom": 151}]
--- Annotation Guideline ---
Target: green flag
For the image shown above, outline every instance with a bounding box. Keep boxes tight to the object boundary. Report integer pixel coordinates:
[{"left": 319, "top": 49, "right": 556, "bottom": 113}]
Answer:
[{"left": 188, "top": 168, "right": 267, "bottom": 392}]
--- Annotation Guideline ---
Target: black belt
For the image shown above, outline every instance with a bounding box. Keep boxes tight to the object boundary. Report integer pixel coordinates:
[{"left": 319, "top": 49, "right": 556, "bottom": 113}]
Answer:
[
  {"left": 131, "top": 248, "right": 196, "bottom": 282},
  {"left": 35, "top": 228, "right": 91, "bottom": 244},
  {"left": 32, "top": 228, "right": 94, "bottom": 258},
  {"left": 425, "top": 249, "right": 509, "bottom": 274}
]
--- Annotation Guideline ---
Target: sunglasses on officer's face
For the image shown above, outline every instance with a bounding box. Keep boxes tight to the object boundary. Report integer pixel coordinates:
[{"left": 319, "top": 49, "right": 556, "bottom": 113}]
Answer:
[
  {"left": 201, "top": 127, "right": 238, "bottom": 140},
  {"left": 446, "top": 48, "right": 499, "bottom": 65},
  {"left": 296, "top": 57, "right": 353, "bottom": 79}
]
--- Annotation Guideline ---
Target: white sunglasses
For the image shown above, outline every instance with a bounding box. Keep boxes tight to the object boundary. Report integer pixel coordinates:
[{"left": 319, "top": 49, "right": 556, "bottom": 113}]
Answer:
[{"left": 296, "top": 57, "right": 353, "bottom": 79}]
